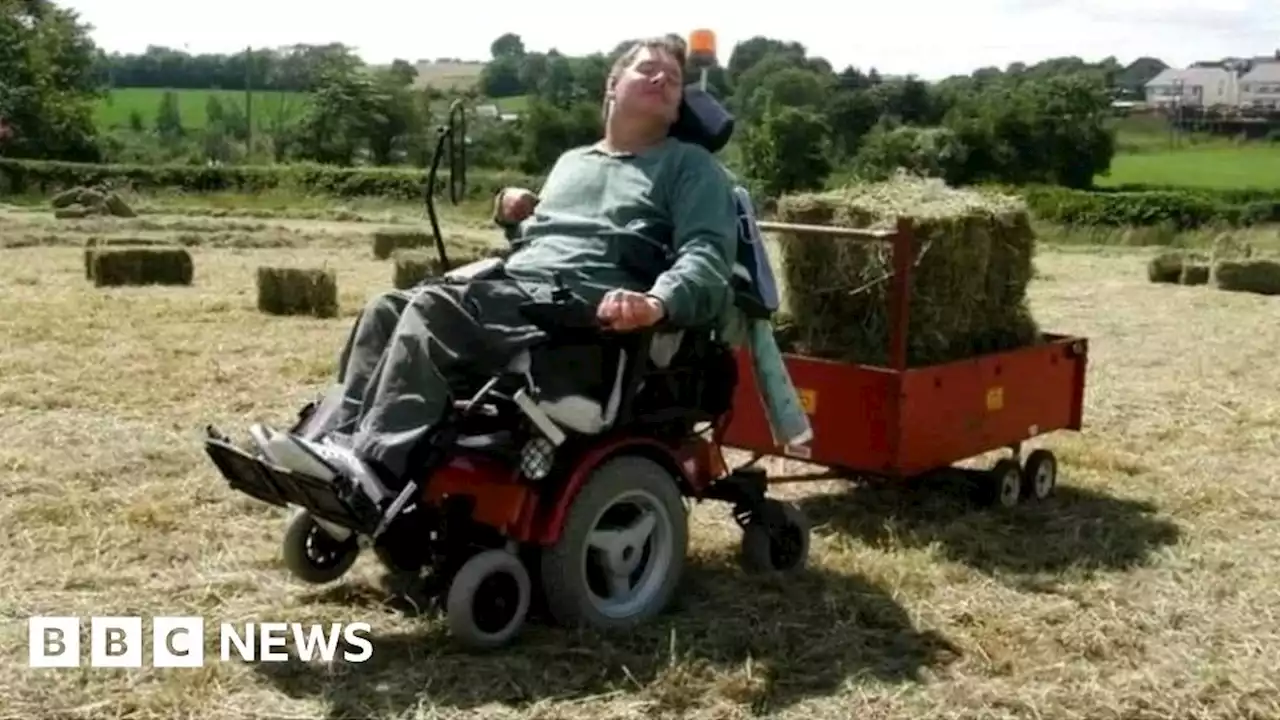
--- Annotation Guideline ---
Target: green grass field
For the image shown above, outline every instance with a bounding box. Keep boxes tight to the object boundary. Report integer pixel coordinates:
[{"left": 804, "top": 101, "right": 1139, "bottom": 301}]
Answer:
[
  {"left": 95, "top": 88, "right": 530, "bottom": 134},
  {"left": 2, "top": 190, "right": 1280, "bottom": 718},
  {"left": 1097, "top": 144, "right": 1280, "bottom": 189},
  {"left": 96, "top": 88, "right": 311, "bottom": 131}
]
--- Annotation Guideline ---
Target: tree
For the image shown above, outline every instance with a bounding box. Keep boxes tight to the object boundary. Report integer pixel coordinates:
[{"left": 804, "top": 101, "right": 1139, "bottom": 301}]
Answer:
[
  {"left": 490, "top": 33, "right": 525, "bottom": 59},
  {"left": 517, "top": 98, "right": 600, "bottom": 173},
  {"left": 154, "top": 90, "right": 184, "bottom": 142},
  {"left": 726, "top": 36, "right": 807, "bottom": 86},
  {"left": 0, "top": 0, "right": 102, "bottom": 161},
  {"left": 825, "top": 90, "right": 881, "bottom": 160},
  {"left": 388, "top": 59, "right": 417, "bottom": 87},
  {"left": 740, "top": 103, "right": 832, "bottom": 198},
  {"left": 479, "top": 55, "right": 523, "bottom": 97},
  {"left": 853, "top": 125, "right": 969, "bottom": 184}
]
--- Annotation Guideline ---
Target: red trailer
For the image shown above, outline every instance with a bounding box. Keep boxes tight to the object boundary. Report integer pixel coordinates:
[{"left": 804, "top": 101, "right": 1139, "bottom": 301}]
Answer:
[{"left": 716, "top": 218, "right": 1090, "bottom": 507}]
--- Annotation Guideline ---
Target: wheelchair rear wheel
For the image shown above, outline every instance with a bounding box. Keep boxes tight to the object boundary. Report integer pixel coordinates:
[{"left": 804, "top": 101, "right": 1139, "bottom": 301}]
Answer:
[{"left": 539, "top": 455, "right": 689, "bottom": 631}]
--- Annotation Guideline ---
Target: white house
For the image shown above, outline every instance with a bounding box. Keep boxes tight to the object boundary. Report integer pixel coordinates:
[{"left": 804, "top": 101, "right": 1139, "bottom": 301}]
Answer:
[
  {"left": 1239, "top": 61, "right": 1280, "bottom": 109},
  {"left": 1144, "top": 67, "right": 1239, "bottom": 108}
]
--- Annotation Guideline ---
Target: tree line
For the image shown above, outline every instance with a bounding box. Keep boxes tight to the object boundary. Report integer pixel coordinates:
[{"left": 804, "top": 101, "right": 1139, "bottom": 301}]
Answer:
[
  {"left": 94, "top": 43, "right": 420, "bottom": 92},
  {"left": 2, "top": 0, "right": 1172, "bottom": 197}
]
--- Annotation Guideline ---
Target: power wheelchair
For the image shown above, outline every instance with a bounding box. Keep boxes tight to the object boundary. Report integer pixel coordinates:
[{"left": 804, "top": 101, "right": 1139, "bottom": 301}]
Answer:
[{"left": 202, "top": 85, "right": 812, "bottom": 649}]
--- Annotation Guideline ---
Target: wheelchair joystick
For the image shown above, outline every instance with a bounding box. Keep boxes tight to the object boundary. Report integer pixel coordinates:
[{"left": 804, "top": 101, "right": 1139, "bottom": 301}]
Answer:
[{"left": 551, "top": 272, "right": 572, "bottom": 303}]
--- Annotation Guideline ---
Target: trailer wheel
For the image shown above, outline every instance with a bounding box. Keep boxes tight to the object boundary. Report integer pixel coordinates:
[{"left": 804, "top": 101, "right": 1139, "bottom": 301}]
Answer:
[
  {"left": 982, "top": 459, "right": 1023, "bottom": 509},
  {"left": 1022, "top": 449, "right": 1057, "bottom": 500},
  {"left": 282, "top": 509, "right": 360, "bottom": 584},
  {"left": 445, "top": 549, "right": 531, "bottom": 650},
  {"left": 740, "top": 500, "right": 811, "bottom": 574}
]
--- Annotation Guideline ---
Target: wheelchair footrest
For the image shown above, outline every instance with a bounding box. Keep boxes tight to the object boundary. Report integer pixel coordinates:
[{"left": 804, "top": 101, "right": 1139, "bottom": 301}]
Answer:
[{"left": 203, "top": 437, "right": 381, "bottom": 534}]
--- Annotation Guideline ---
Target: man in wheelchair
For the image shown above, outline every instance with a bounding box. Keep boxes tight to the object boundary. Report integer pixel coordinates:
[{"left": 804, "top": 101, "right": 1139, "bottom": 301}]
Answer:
[
  {"left": 251, "top": 36, "right": 741, "bottom": 498},
  {"left": 206, "top": 33, "right": 811, "bottom": 648}
]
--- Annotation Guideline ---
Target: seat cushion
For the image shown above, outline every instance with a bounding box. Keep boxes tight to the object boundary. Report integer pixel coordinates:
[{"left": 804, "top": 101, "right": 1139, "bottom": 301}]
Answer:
[{"left": 502, "top": 329, "right": 691, "bottom": 435}]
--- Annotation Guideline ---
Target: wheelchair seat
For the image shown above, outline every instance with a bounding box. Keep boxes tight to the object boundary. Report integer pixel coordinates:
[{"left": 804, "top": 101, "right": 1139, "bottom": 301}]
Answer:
[{"left": 505, "top": 328, "right": 688, "bottom": 436}]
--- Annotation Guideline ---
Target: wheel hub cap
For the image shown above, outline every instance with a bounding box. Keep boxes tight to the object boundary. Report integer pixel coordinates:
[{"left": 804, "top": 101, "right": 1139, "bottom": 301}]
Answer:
[
  {"left": 1035, "top": 465, "right": 1054, "bottom": 495},
  {"left": 583, "top": 493, "right": 671, "bottom": 619}
]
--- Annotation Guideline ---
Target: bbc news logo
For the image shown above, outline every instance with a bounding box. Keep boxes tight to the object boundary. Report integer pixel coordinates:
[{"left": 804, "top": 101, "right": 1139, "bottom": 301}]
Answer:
[{"left": 28, "top": 617, "right": 373, "bottom": 667}]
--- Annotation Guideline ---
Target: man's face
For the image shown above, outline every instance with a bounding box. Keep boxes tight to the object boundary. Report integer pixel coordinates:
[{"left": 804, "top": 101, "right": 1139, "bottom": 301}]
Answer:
[{"left": 611, "top": 46, "right": 683, "bottom": 125}]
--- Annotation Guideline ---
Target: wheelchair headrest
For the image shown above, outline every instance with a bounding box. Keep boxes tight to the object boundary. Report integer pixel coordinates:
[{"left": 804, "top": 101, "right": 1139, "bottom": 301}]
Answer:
[{"left": 669, "top": 84, "right": 735, "bottom": 154}]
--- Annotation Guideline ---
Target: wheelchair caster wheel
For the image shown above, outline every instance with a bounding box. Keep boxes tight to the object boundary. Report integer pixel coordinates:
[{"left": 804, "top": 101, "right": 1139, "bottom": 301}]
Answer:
[
  {"left": 445, "top": 549, "right": 531, "bottom": 650},
  {"left": 282, "top": 509, "right": 360, "bottom": 584},
  {"left": 740, "top": 499, "right": 810, "bottom": 574}
]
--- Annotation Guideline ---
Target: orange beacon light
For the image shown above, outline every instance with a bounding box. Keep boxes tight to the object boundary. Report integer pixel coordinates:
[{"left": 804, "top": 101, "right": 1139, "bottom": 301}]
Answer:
[{"left": 688, "top": 28, "right": 717, "bottom": 65}]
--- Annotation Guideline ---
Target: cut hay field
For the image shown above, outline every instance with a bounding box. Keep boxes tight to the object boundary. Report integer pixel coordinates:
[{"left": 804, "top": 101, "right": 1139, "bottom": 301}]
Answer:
[
  {"left": 1096, "top": 143, "right": 1280, "bottom": 189},
  {"left": 2, "top": 201, "right": 1280, "bottom": 719},
  {"left": 95, "top": 88, "right": 311, "bottom": 131}
]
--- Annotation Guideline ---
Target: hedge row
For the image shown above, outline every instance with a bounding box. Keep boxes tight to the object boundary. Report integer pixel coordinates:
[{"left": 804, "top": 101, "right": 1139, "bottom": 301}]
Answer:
[
  {"left": 0, "top": 158, "right": 542, "bottom": 202},
  {"left": 3, "top": 158, "right": 1277, "bottom": 231},
  {"left": 1020, "top": 184, "right": 1280, "bottom": 229},
  {"left": 1095, "top": 183, "right": 1280, "bottom": 205}
]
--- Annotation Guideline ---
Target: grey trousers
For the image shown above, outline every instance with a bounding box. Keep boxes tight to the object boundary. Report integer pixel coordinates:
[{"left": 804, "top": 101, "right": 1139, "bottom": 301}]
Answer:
[
  {"left": 345, "top": 279, "right": 558, "bottom": 482},
  {"left": 331, "top": 287, "right": 416, "bottom": 433}
]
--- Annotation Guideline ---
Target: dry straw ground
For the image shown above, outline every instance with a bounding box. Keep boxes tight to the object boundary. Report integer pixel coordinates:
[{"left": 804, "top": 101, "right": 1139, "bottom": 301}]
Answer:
[{"left": 2, "top": 206, "right": 1279, "bottom": 720}]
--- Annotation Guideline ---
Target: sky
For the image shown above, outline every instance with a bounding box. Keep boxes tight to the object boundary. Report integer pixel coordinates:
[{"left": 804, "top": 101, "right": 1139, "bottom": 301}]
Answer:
[{"left": 59, "top": 0, "right": 1279, "bottom": 80}]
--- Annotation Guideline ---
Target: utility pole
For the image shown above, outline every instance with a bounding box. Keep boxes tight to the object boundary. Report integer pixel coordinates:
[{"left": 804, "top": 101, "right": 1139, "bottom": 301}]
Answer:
[{"left": 245, "top": 46, "right": 254, "bottom": 157}]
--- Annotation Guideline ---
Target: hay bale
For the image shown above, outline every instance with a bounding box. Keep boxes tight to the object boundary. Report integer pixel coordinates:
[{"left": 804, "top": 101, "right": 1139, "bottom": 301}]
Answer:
[
  {"left": 51, "top": 188, "right": 83, "bottom": 208},
  {"left": 391, "top": 248, "right": 493, "bottom": 289},
  {"left": 1148, "top": 250, "right": 1209, "bottom": 284},
  {"left": 392, "top": 249, "right": 438, "bottom": 290},
  {"left": 372, "top": 229, "right": 431, "bottom": 260},
  {"left": 1180, "top": 262, "right": 1210, "bottom": 286},
  {"left": 76, "top": 188, "right": 106, "bottom": 207},
  {"left": 773, "top": 174, "right": 1038, "bottom": 367},
  {"left": 103, "top": 193, "right": 136, "bottom": 218},
  {"left": 1147, "top": 251, "right": 1185, "bottom": 283},
  {"left": 83, "top": 238, "right": 174, "bottom": 279},
  {"left": 1214, "top": 260, "right": 1280, "bottom": 296},
  {"left": 89, "top": 247, "right": 194, "bottom": 287},
  {"left": 256, "top": 267, "right": 339, "bottom": 318},
  {"left": 54, "top": 206, "right": 92, "bottom": 219}
]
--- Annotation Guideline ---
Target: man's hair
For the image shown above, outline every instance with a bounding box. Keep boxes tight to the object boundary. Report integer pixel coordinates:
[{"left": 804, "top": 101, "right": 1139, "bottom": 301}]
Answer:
[
  {"left": 608, "top": 35, "right": 688, "bottom": 83},
  {"left": 602, "top": 35, "right": 687, "bottom": 121}
]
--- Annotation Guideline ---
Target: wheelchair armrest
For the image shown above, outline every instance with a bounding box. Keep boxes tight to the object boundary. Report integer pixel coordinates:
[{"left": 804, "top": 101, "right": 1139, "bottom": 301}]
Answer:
[{"left": 518, "top": 297, "right": 603, "bottom": 332}]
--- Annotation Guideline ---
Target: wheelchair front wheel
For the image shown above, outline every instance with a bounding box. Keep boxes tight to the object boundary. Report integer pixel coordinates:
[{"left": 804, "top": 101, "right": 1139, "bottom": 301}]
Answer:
[
  {"left": 739, "top": 499, "right": 810, "bottom": 574},
  {"left": 282, "top": 508, "right": 360, "bottom": 584},
  {"left": 445, "top": 549, "right": 532, "bottom": 650}
]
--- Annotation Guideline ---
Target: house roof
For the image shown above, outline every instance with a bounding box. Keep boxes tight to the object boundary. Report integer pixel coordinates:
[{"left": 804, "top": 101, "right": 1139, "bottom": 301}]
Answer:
[
  {"left": 1240, "top": 62, "right": 1280, "bottom": 83},
  {"left": 1146, "top": 67, "right": 1233, "bottom": 87}
]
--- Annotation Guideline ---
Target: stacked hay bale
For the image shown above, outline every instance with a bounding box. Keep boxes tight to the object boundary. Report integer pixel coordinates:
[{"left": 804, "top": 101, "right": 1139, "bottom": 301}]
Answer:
[
  {"left": 85, "top": 242, "right": 194, "bottom": 287},
  {"left": 1147, "top": 250, "right": 1210, "bottom": 285},
  {"left": 52, "top": 186, "right": 137, "bottom": 219},
  {"left": 773, "top": 175, "right": 1039, "bottom": 367},
  {"left": 372, "top": 229, "right": 431, "bottom": 260},
  {"left": 391, "top": 247, "right": 497, "bottom": 289},
  {"left": 256, "top": 267, "right": 339, "bottom": 318}
]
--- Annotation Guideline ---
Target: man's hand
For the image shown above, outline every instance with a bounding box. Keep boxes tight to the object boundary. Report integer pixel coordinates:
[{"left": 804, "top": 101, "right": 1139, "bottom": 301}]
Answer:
[
  {"left": 597, "top": 289, "right": 665, "bottom": 331},
  {"left": 495, "top": 187, "right": 538, "bottom": 225}
]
